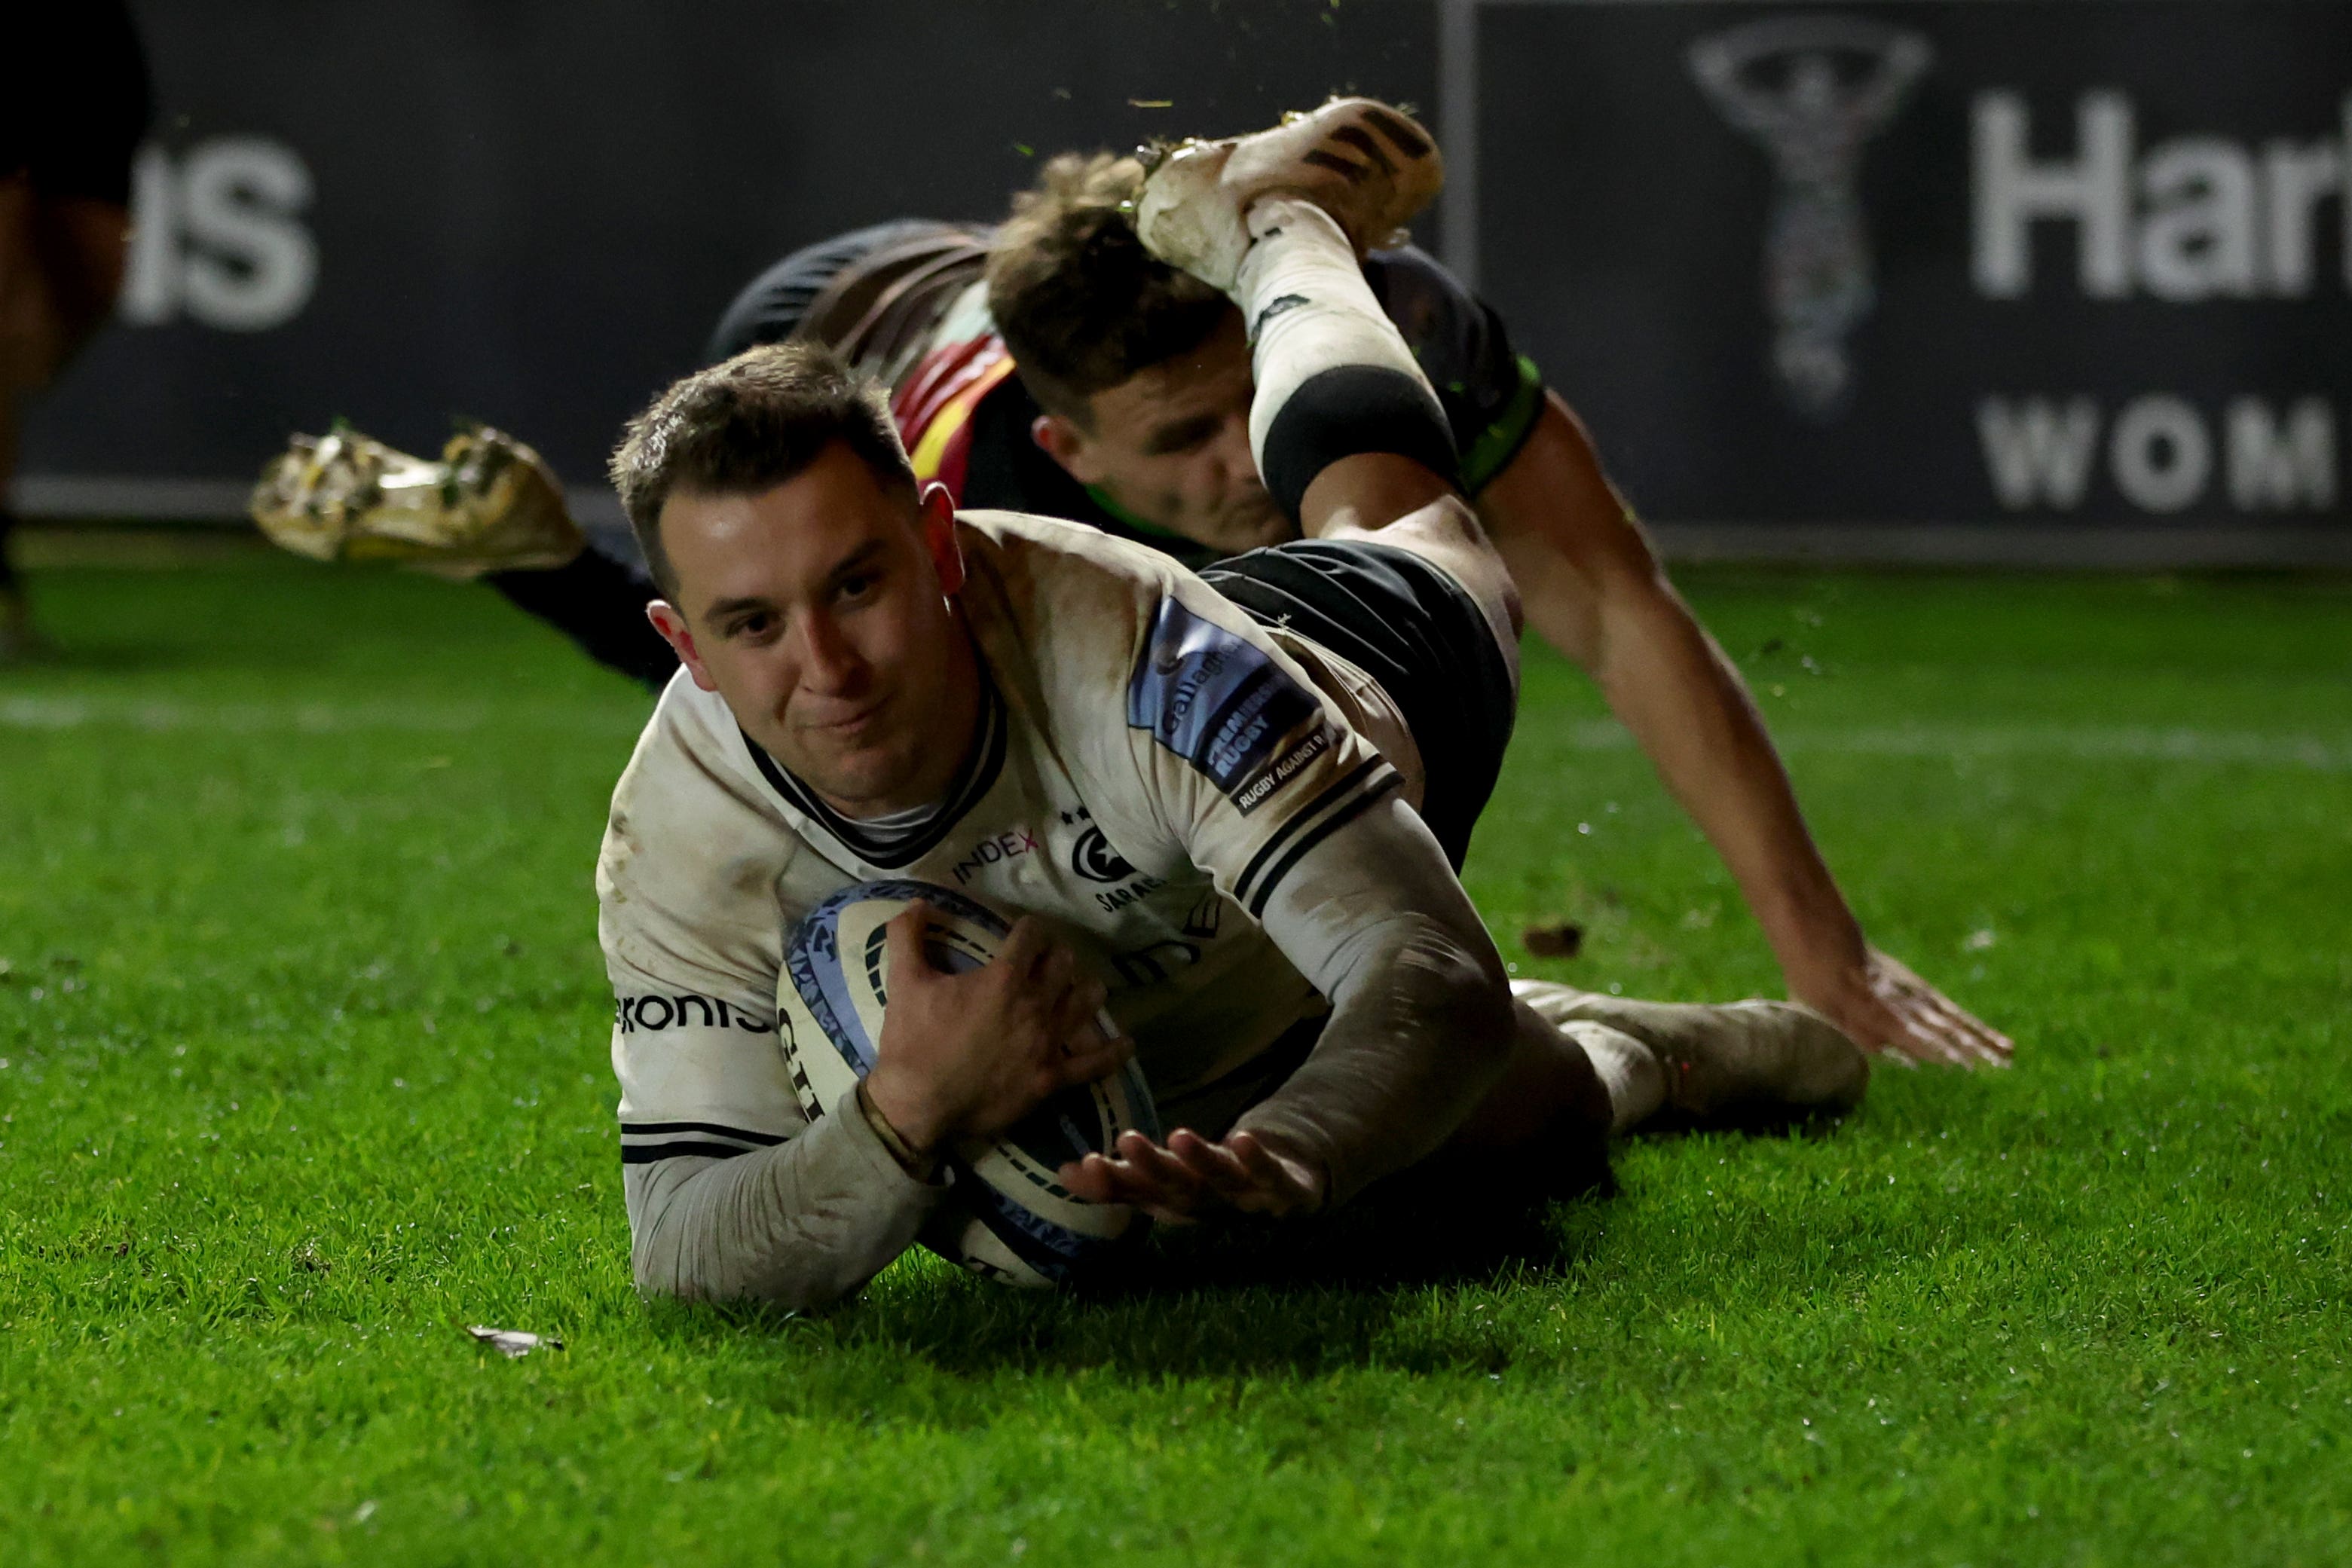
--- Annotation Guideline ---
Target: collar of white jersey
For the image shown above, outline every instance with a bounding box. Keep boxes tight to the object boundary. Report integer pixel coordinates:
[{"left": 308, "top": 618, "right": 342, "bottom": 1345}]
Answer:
[{"left": 738, "top": 676, "right": 1008, "bottom": 871}]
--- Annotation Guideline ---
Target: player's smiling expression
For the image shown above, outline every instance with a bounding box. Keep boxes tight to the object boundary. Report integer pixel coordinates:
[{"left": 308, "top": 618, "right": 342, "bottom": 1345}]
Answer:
[
  {"left": 1032, "top": 309, "right": 1290, "bottom": 556},
  {"left": 648, "top": 441, "right": 983, "bottom": 818}
]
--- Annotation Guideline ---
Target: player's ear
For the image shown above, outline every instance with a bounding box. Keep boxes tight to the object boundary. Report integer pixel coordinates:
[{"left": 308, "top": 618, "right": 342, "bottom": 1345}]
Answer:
[
  {"left": 916, "top": 482, "right": 965, "bottom": 596},
  {"left": 1030, "top": 412, "right": 1103, "bottom": 484},
  {"left": 646, "top": 601, "right": 720, "bottom": 692}
]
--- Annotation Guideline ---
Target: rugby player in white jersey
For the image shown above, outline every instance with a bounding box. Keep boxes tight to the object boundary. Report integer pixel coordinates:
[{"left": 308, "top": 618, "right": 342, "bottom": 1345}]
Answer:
[{"left": 597, "top": 110, "right": 1869, "bottom": 1305}]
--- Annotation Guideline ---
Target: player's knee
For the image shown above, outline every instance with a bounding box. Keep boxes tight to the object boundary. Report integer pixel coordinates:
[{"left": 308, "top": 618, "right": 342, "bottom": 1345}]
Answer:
[{"left": 1382, "top": 492, "right": 1524, "bottom": 646}]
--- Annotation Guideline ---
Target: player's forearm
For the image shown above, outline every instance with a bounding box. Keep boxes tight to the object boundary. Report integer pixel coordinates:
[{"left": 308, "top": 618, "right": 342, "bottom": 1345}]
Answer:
[
  {"left": 1236, "top": 801, "right": 1516, "bottom": 1206},
  {"left": 1237, "top": 914, "right": 1512, "bottom": 1206},
  {"left": 1592, "top": 582, "right": 1866, "bottom": 977},
  {"left": 1477, "top": 396, "right": 1867, "bottom": 980},
  {"left": 622, "top": 1091, "right": 947, "bottom": 1307}
]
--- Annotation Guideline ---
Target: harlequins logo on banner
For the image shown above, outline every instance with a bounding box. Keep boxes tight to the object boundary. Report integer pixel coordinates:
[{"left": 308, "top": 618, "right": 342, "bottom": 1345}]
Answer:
[{"left": 1691, "top": 15, "right": 1931, "bottom": 421}]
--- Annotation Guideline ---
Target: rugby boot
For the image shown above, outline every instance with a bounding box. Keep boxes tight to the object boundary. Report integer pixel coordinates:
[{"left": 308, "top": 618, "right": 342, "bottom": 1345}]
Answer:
[
  {"left": 250, "top": 423, "right": 583, "bottom": 577},
  {"left": 1133, "top": 96, "right": 1445, "bottom": 292},
  {"left": 1512, "top": 979, "right": 1870, "bottom": 1129}
]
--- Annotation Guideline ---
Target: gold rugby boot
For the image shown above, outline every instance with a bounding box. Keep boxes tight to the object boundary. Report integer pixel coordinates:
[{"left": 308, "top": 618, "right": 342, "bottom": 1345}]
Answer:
[{"left": 250, "top": 423, "right": 583, "bottom": 578}]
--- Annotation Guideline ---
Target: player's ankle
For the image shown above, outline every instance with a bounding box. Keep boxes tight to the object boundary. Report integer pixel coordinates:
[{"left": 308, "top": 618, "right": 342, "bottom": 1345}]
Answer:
[
  {"left": 1239, "top": 195, "right": 1355, "bottom": 267},
  {"left": 1564, "top": 1021, "right": 1666, "bottom": 1134}
]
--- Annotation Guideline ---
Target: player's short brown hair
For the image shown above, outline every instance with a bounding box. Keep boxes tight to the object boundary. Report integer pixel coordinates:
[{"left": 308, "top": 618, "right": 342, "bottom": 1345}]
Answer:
[
  {"left": 609, "top": 341, "right": 916, "bottom": 595},
  {"left": 986, "top": 151, "right": 1235, "bottom": 423}
]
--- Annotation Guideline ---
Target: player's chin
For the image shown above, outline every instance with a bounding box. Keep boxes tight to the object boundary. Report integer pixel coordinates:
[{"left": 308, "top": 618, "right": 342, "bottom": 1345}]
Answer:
[
  {"left": 1209, "top": 503, "right": 1294, "bottom": 554},
  {"left": 798, "top": 732, "right": 923, "bottom": 806}
]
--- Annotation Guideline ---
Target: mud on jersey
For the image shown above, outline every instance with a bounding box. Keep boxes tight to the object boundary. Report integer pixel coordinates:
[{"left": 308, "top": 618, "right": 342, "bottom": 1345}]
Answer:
[{"left": 600, "top": 510, "right": 1418, "bottom": 1169}]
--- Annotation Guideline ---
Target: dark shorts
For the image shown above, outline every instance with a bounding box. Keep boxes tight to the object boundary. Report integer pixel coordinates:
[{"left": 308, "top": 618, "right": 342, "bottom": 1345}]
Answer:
[{"left": 1202, "top": 538, "right": 1516, "bottom": 873}]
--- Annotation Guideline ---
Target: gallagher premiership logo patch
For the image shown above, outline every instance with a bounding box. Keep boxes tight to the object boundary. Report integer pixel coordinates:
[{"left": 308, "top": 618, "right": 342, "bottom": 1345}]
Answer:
[{"left": 1127, "top": 598, "right": 1329, "bottom": 812}]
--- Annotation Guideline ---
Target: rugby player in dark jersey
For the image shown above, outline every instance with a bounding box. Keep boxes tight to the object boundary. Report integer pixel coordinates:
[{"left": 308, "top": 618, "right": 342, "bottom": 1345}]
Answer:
[{"left": 252, "top": 105, "right": 2008, "bottom": 1071}]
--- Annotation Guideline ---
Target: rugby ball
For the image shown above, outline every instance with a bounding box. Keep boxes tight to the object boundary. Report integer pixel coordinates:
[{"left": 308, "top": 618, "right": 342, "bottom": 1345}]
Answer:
[{"left": 776, "top": 879, "right": 1161, "bottom": 1288}]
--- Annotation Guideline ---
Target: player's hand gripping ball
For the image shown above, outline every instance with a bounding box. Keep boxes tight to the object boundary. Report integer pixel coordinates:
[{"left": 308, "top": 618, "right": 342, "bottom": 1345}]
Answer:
[{"left": 777, "top": 880, "right": 1160, "bottom": 1287}]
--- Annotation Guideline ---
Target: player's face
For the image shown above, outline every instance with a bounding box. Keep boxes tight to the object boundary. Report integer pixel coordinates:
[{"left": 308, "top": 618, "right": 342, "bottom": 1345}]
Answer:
[
  {"left": 648, "top": 443, "right": 979, "bottom": 816},
  {"left": 1038, "top": 309, "right": 1292, "bottom": 555}
]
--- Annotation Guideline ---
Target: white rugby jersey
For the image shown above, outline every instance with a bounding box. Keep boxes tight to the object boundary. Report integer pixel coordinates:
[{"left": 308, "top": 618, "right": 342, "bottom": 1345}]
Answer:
[{"left": 600, "top": 509, "right": 1431, "bottom": 1184}]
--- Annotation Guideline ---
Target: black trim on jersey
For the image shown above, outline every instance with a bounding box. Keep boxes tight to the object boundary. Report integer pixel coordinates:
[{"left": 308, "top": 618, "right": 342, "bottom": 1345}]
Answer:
[
  {"left": 1231, "top": 756, "right": 1399, "bottom": 914},
  {"left": 1243, "top": 771, "right": 1403, "bottom": 919},
  {"left": 741, "top": 678, "right": 1007, "bottom": 870},
  {"left": 619, "top": 1120, "right": 788, "bottom": 1145},
  {"left": 621, "top": 1140, "right": 765, "bottom": 1165}
]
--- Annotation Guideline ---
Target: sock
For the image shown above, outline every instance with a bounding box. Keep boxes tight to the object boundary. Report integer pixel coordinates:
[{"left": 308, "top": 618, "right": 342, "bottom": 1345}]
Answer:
[
  {"left": 1228, "top": 197, "right": 1457, "bottom": 520},
  {"left": 1561, "top": 1020, "right": 1666, "bottom": 1135}
]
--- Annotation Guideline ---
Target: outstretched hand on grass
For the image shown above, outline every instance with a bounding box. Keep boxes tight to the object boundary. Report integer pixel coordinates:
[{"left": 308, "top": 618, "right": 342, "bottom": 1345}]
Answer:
[
  {"left": 1060, "top": 1127, "right": 1326, "bottom": 1224},
  {"left": 1797, "top": 944, "right": 2013, "bottom": 1069}
]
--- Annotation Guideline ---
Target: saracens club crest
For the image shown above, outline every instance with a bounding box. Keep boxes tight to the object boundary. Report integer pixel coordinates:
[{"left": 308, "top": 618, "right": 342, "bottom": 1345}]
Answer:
[
  {"left": 1071, "top": 826, "right": 1136, "bottom": 882},
  {"left": 1690, "top": 14, "right": 1931, "bottom": 421},
  {"left": 1061, "top": 806, "right": 1137, "bottom": 884}
]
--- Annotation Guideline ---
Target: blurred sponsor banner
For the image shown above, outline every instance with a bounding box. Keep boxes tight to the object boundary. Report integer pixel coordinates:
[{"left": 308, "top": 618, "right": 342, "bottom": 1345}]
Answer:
[
  {"left": 1476, "top": 0, "right": 2351, "bottom": 560},
  {"left": 17, "top": 0, "right": 2352, "bottom": 563},
  {"left": 20, "top": 0, "right": 1439, "bottom": 522}
]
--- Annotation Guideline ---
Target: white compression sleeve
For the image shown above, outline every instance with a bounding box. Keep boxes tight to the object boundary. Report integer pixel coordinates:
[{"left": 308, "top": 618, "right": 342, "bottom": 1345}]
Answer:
[
  {"left": 1234, "top": 794, "right": 1516, "bottom": 1206},
  {"left": 623, "top": 1087, "right": 948, "bottom": 1307},
  {"left": 1230, "top": 197, "right": 1457, "bottom": 517}
]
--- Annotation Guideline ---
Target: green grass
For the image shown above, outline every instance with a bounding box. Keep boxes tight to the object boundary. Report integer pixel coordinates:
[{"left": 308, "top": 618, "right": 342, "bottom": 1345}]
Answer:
[{"left": 3, "top": 556, "right": 2349, "bottom": 1565}]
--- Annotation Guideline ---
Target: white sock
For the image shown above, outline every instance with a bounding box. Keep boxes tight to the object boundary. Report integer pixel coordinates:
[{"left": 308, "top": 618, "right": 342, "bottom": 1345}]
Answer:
[
  {"left": 1561, "top": 1020, "right": 1666, "bottom": 1135},
  {"left": 1229, "top": 197, "right": 1445, "bottom": 494}
]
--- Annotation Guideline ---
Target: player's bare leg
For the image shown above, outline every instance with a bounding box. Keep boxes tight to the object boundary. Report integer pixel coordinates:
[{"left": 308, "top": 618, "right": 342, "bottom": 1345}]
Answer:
[{"left": 249, "top": 424, "right": 584, "bottom": 577}]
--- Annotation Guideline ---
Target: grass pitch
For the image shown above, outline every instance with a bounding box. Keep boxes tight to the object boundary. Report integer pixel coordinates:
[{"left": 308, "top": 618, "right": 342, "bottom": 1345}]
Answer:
[{"left": 2, "top": 555, "right": 2348, "bottom": 1565}]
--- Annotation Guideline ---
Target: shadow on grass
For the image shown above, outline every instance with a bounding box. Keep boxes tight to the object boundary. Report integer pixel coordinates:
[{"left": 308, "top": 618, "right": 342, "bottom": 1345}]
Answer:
[
  {"left": 648, "top": 1116, "right": 1886, "bottom": 1397},
  {"left": 656, "top": 1154, "right": 1622, "bottom": 1383}
]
